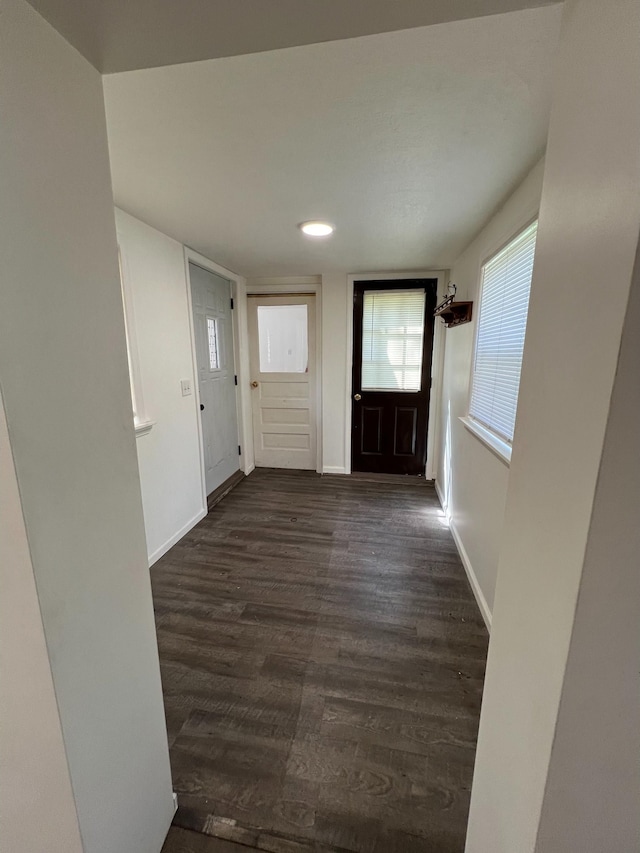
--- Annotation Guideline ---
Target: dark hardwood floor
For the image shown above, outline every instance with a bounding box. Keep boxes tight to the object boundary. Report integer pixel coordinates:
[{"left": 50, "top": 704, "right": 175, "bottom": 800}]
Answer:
[
  {"left": 155, "top": 469, "right": 488, "bottom": 853},
  {"left": 162, "top": 826, "right": 247, "bottom": 852}
]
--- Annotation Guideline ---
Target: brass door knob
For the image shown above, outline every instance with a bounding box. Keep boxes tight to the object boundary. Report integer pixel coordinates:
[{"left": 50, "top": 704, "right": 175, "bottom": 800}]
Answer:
[
  {"left": 251, "top": 381, "right": 259, "bottom": 388},
  {"left": 353, "top": 393, "right": 362, "bottom": 401}
]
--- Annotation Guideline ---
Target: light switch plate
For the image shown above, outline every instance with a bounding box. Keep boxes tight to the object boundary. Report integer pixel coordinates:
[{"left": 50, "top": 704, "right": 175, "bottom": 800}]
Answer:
[{"left": 180, "top": 379, "right": 192, "bottom": 396}]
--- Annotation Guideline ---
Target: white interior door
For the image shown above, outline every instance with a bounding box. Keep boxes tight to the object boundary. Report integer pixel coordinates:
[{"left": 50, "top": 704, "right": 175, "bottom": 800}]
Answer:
[
  {"left": 190, "top": 262, "right": 240, "bottom": 495},
  {"left": 248, "top": 295, "right": 317, "bottom": 470}
]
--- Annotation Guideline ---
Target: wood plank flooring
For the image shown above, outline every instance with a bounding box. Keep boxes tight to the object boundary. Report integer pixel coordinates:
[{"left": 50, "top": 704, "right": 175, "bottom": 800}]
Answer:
[
  {"left": 162, "top": 826, "right": 247, "bottom": 852},
  {"left": 155, "top": 469, "right": 488, "bottom": 853}
]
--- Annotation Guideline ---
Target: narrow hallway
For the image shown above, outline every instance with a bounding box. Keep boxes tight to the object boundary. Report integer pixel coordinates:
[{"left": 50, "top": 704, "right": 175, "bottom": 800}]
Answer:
[{"left": 154, "top": 470, "right": 488, "bottom": 852}]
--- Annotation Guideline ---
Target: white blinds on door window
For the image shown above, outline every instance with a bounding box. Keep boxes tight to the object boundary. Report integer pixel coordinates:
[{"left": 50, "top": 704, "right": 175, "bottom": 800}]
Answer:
[
  {"left": 469, "top": 220, "right": 538, "bottom": 443},
  {"left": 361, "top": 289, "right": 426, "bottom": 391}
]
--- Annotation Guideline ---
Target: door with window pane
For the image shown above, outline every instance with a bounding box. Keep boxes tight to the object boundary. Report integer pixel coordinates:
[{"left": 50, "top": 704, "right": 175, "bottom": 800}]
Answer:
[
  {"left": 248, "top": 294, "right": 316, "bottom": 470},
  {"left": 351, "top": 280, "right": 437, "bottom": 475},
  {"left": 190, "top": 262, "right": 240, "bottom": 495}
]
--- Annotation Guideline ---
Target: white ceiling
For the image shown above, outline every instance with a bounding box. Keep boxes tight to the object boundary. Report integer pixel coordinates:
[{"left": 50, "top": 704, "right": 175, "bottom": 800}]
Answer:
[
  {"left": 104, "top": 7, "right": 563, "bottom": 277},
  {"left": 28, "top": 0, "right": 558, "bottom": 73}
]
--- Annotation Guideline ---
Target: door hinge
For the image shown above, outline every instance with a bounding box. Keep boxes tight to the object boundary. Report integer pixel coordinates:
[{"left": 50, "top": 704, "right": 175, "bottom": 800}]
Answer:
[
  {"left": 230, "top": 297, "right": 234, "bottom": 310},
  {"left": 234, "top": 374, "right": 238, "bottom": 386},
  {"left": 238, "top": 445, "right": 242, "bottom": 455}
]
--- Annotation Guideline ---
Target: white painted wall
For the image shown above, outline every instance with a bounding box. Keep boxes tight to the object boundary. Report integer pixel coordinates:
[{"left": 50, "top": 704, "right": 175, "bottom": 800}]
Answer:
[
  {"left": 116, "top": 209, "right": 206, "bottom": 562},
  {"left": 535, "top": 234, "right": 640, "bottom": 853},
  {"left": 436, "top": 159, "right": 545, "bottom": 622},
  {"left": 321, "top": 273, "right": 350, "bottom": 474},
  {"left": 0, "top": 391, "right": 83, "bottom": 853},
  {"left": 466, "top": 0, "right": 640, "bottom": 849},
  {"left": 116, "top": 213, "right": 253, "bottom": 563},
  {"left": 0, "top": 3, "right": 174, "bottom": 851}
]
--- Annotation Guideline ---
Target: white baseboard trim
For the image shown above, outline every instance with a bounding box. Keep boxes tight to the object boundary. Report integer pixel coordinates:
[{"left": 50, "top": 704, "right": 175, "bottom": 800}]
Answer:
[
  {"left": 322, "top": 465, "right": 347, "bottom": 475},
  {"left": 434, "top": 479, "right": 447, "bottom": 514},
  {"left": 172, "top": 792, "right": 178, "bottom": 815},
  {"left": 449, "top": 520, "right": 492, "bottom": 632},
  {"left": 148, "top": 507, "right": 207, "bottom": 567},
  {"left": 433, "top": 481, "right": 492, "bottom": 632},
  {"left": 243, "top": 462, "right": 256, "bottom": 476}
]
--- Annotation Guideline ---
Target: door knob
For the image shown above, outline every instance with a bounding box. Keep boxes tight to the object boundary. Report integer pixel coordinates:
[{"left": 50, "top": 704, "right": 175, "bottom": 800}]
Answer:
[
  {"left": 251, "top": 381, "right": 259, "bottom": 388},
  {"left": 353, "top": 393, "right": 362, "bottom": 401}
]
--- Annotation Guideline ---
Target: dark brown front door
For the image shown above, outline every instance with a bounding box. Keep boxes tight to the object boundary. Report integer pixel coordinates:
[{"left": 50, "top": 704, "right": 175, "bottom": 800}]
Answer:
[{"left": 351, "top": 280, "right": 437, "bottom": 475}]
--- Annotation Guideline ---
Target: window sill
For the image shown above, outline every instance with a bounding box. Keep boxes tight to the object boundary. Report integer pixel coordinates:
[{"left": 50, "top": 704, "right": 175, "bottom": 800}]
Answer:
[
  {"left": 134, "top": 420, "right": 154, "bottom": 437},
  {"left": 460, "top": 416, "right": 511, "bottom": 466}
]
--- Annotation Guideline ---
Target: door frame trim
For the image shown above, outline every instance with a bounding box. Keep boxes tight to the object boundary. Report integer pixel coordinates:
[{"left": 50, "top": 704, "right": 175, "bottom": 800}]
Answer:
[
  {"left": 345, "top": 271, "right": 447, "bottom": 479},
  {"left": 246, "top": 277, "right": 323, "bottom": 474},
  {"left": 184, "top": 247, "right": 252, "bottom": 512}
]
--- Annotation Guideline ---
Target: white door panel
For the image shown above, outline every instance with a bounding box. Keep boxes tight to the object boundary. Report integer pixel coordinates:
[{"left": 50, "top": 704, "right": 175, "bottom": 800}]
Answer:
[
  {"left": 190, "top": 263, "right": 240, "bottom": 494},
  {"left": 248, "top": 295, "right": 316, "bottom": 470}
]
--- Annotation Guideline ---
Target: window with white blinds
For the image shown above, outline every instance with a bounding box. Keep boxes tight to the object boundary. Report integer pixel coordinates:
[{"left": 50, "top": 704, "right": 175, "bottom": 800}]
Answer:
[
  {"left": 469, "top": 220, "right": 537, "bottom": 444},
  {"left": 361, "top": 289, "right": 426, "bottom": 391}
]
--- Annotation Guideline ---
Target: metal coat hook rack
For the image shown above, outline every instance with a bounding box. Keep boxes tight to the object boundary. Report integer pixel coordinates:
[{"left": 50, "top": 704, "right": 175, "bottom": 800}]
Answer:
[{"left": 434, "top": 283, "right": 473, "bottom": 328}]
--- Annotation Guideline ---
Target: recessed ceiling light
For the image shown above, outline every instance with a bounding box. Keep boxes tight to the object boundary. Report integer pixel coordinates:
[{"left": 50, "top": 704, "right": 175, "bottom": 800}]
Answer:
[{"left": 299, "top": 221, "right": 334, "bottom": 237}]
